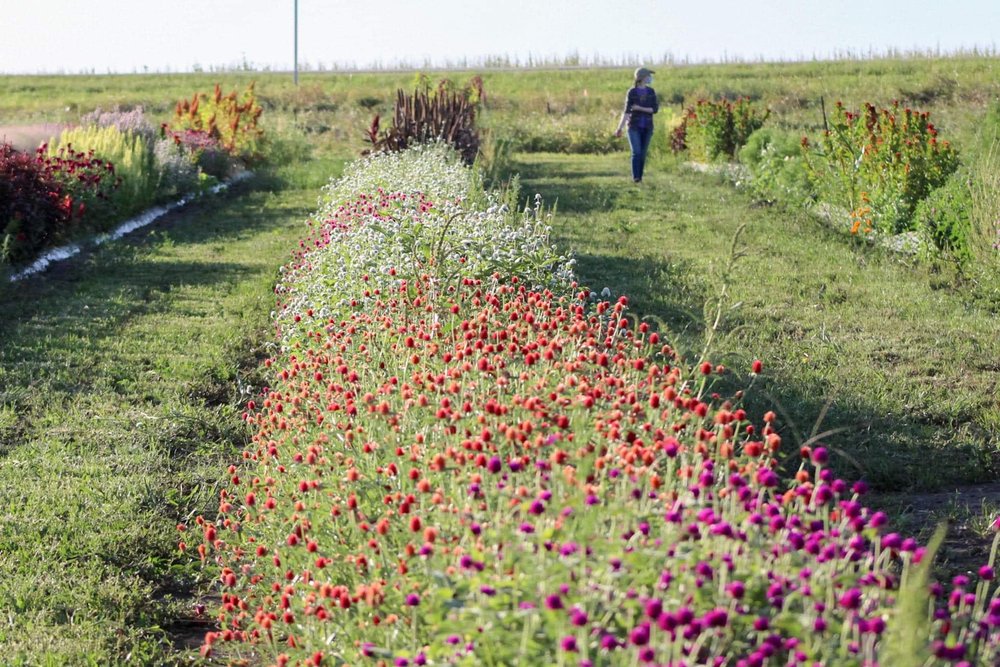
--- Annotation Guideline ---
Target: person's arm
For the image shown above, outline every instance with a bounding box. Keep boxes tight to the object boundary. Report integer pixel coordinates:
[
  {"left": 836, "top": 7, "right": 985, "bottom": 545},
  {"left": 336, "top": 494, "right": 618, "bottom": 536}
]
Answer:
[
  {"left": 615, "top": 89, "right": 633, "bottom": 137},
  {"left": 631, "top": 89, "right": 658, "bottom": 115},
  {"left": 615, "top": 111, "right": 630, "bottom": 137}
]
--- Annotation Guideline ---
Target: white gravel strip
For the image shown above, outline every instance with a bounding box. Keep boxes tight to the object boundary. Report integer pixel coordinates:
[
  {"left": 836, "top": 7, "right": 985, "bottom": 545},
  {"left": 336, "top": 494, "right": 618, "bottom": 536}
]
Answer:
[{"left": 9, "top": 171, "right": 252, "bottom": 282}]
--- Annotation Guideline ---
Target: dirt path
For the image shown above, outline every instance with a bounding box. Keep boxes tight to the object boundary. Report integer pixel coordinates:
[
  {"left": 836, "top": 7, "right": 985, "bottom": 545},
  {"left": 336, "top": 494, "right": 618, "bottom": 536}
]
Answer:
[
  {"left": 872, "top": 481, "right": 1000, "bottom": 576},
  {"left": 0, "top": 123, "right": 65, "bottom": 150}
]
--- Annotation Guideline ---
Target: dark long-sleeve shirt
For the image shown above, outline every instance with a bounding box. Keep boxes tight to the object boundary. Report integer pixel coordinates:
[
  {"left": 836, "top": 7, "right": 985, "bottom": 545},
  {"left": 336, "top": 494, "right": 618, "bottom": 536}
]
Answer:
[{"left": 624, "top": 86, "right": 659, "bottom": 130}]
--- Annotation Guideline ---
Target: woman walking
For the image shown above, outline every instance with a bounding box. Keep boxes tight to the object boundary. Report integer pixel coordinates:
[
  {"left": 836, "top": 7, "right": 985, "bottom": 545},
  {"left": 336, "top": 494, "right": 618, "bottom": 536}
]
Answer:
[{"left": 615, "top": 67, "right": 660, "bottom": 183}]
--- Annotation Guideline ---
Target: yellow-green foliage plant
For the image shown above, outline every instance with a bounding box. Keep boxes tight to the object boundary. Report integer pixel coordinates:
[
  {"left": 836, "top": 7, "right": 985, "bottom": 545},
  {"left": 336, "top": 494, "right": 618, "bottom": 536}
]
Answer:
[{"left": 49, "top": 124, "right": 158, "bottom": 219}]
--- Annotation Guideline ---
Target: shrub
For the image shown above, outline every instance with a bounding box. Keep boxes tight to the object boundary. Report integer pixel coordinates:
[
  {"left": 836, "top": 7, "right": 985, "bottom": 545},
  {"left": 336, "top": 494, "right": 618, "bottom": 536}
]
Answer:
[
  {"left": 152, "top": 137, "right": 199, "bottom": 197},
  {"left": 366, "top": 78, "right": 482, "bottom": 164},
  {"left": 913, "top": 168, "right": 973, "bottom": 263},
  {"left": 161, "top": 127, "right": 234, "bottom": 181},
  {"left": 738, "top": 128, "right": 813, "bottom": 204},
  {"left": 49, "top": 124, "right": 156, "bottom": 219},
  {"left": 170, "top": 83, "right": 264, "bottom": 163},
  {"left": 0, "top": 143, "right": 71, "bottom": 263},
  {"left": 672, "top": 97, "right": 770, "bottom": 162},
  {"left": 802, "top": 101, "right": 959, "bottom": 235}
]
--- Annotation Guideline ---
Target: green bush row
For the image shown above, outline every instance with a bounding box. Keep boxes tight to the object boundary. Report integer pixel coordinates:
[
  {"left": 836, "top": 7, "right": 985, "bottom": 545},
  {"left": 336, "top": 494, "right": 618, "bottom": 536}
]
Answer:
[{"left": 739, "top": 101, "right": 1000, "bottom": 272}]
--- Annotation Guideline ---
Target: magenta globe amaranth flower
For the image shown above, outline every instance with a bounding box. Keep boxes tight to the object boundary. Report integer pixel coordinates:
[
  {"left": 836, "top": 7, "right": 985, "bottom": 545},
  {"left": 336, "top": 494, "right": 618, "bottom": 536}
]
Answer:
[{"left": 629, "top": 622, "right": 651, "bottom": 646}]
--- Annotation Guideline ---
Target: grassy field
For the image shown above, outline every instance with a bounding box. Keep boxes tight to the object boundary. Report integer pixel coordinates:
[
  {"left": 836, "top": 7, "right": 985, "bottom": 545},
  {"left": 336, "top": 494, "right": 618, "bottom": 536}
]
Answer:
[
  {"left": 0, "top": 56, "right": 998, "bottom": 662},
  {"left": 2, "top": 54, "right": 998, "bottom": 155},
  {"left": 0, "top": 158, "right": 341, "bottom": 663}
]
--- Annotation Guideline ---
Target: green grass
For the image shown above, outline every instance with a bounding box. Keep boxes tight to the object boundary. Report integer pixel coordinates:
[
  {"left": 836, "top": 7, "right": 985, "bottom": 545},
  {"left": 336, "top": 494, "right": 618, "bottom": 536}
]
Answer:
[
  {"left": 515, "top": 151, "right": 1000, "bottom": 492},
  {"left": 0, "top": 157, "right": 341, "bottom": 664}
]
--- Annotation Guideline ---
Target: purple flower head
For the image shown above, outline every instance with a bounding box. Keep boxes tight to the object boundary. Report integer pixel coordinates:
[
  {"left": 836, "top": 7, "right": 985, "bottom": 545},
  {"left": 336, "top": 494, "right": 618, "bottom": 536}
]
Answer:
[
  {"left": 487, "top": 456, "right": 502, "bottom": 473},
  {"left": 560, "top": 636, "right": 578, "bottom": 652},
  {"left": 705, "top": 608, "right": 728, "bottom": 628},
  {"left": 405, "top": 593, "right": 421, "bottom": 606},
  {"left": 726, "top": 581, "right": 746, "bottom": 599},
  {"left": 599, "top": 634, "right": 621, "bottom": 651},
  {"left": 544, "top": 594, "right": 564, "bottom": 610},
  {"left": 882, "top": 533, "right": 903, "bottom": 550},
  {"left": 838, "top": 588, "right": 862, "bottom": 610},
  {"left": 629, "top": 623, "right": 651, "bottom": 646},
  {"left": 932, "top": 641, "right": 967, "bottom": 660}
]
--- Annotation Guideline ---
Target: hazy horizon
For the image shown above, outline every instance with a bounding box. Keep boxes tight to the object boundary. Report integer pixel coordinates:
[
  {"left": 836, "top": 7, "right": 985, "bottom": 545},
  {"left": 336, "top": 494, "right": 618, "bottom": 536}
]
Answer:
[{"left": 2, "top": 0, "right": 998, "bottom": 76}]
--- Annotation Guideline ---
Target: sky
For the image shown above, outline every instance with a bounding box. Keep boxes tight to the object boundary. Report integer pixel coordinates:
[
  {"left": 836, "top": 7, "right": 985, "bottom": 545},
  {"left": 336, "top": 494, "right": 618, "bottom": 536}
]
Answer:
[{"left": 1, "top": 0, "right": 998, "bottom": 74}]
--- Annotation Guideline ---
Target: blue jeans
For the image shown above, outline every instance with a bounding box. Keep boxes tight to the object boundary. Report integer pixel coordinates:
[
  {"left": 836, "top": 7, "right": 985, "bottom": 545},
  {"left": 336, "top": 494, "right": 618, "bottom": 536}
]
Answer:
[{"left": 628, "top": 125, "right": 653, "bottom": 181}]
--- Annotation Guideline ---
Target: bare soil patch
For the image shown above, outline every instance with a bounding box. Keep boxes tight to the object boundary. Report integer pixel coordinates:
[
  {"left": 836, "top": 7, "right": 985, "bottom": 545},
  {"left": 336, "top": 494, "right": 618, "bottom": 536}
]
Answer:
[
  {"left": 0, "top": 123, "right": 65, "bottom": 150},
  {"left": 874, "top": 482, "right": 1000, "bottom": 576}
]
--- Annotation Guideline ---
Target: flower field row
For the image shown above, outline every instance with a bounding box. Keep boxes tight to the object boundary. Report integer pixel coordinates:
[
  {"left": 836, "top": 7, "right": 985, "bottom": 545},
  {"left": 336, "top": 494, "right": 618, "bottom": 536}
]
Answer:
[
  {"left": 191, "top": 144, "right": 1000, "bottom": 666},
  {"left": 1, "top": 84, "right": 262, "bottom": 267}
]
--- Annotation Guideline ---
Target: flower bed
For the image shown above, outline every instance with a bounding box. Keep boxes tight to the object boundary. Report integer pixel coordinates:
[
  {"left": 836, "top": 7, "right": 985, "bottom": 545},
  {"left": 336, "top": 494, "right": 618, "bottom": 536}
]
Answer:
[{"left": 190, "top": 143, "right": 1000, "bottom": 666}]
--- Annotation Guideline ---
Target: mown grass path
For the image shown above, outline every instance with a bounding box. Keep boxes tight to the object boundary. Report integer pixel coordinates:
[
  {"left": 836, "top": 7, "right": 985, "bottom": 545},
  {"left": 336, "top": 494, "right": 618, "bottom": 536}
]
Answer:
[
  {"left": 0, "top": 163, "right": 336, "bottom": 664},
  {"left": 516, "top": 152, "right": 999, "bottom": 494}
]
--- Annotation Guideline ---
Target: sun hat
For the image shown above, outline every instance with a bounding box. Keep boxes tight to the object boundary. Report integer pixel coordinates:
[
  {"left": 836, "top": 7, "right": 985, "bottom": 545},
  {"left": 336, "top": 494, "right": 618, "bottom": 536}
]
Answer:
[{"left": 634, "top": 67, "right": 655, "bottom": 81}]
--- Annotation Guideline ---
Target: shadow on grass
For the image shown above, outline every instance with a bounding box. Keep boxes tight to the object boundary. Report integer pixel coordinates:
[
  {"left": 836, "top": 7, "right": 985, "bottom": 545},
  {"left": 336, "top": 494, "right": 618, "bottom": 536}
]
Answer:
[
  {"left": 0, "top": 182, "right": 303, "bottom": 444},
  {"left": 512, "top": 155, "right": 629, "bottom": 214}
]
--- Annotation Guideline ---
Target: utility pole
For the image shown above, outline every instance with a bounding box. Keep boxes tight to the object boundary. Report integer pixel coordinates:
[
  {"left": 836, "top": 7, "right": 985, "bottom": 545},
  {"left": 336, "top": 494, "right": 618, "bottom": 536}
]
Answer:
[{"left": 294, "top": 0, "right": 299, "bottom": 85}]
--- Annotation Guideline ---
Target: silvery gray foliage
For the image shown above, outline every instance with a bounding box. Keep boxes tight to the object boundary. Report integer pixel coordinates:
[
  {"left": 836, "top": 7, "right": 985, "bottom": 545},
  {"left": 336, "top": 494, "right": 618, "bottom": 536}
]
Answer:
[
  {"left": 152, "top": 138, "right": 198, "bottom": 195},
  {"left": 81, "top": 106, "right": 157, "bottom": 144}
]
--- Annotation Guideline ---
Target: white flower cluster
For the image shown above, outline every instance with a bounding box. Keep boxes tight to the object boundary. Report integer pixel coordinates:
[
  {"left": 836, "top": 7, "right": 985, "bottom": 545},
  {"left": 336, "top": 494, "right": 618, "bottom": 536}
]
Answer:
[
  {"left": 316, "top": 142, "right": 473, "bottom": 216},
  {"left": 276, "top": 144, "right": 575, "bottom": 344}
]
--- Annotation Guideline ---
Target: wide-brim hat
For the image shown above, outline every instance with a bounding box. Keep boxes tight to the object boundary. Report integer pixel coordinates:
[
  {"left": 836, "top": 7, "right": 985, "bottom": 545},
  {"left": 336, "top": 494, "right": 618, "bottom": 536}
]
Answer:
[{"left": 634, "top": 67, "right": 655, "bottom": 80}]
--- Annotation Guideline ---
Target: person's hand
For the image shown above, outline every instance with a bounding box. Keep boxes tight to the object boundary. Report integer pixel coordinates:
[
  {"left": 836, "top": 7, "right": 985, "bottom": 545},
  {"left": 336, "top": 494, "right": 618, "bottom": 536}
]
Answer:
[{"left": 614, "top": 129, "right": 623, "bottom": 138}]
